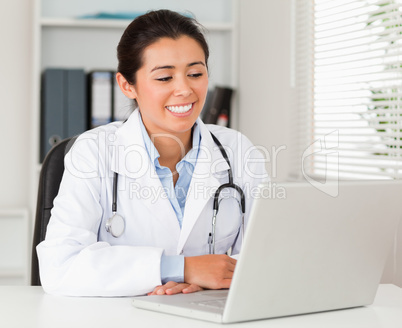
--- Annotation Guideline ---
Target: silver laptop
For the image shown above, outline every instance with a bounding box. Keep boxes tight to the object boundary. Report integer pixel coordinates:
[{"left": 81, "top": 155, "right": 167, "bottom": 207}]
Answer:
[{"left": 132, "top": 181, "right": 402, "bottom": 323}]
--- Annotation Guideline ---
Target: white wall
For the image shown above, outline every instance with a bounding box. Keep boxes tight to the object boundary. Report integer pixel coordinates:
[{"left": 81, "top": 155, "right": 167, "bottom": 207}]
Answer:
[
  {"left": 0, "top": 0, "right": 33, "bottom": 209},
  {"left": 396, "top": 221, "right": 402, "bottom": 286},
  {"left": 238, "top": 0, "right": 291, "bottom": 182}
]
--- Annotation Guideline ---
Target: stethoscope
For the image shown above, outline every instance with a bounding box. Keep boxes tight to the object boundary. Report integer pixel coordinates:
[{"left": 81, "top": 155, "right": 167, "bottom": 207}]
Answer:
[{"left": 105, "top": 132, "right": 246, "bottom": 255}]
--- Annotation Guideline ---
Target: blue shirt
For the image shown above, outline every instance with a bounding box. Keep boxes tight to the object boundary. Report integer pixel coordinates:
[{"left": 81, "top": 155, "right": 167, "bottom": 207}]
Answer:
[{"left": 139, "top": 115, "right": 201, "bottom": 284}]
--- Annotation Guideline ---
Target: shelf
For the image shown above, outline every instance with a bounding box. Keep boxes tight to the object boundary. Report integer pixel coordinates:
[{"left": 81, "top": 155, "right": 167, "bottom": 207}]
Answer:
[
  {"left": 40, "top": 17, "right": 234, "bottom": 31},
  {"left": 0, "top": 268, "right": 26, "bottom": 278}
]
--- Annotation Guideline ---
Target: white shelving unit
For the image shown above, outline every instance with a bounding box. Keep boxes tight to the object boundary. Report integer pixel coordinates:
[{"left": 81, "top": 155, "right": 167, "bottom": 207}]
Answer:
[
  {"left": 40, "top": 17, "right": 234, "bottom": 31},
  {"left": 0, "top": 209, "right": 30, "bottom": 285},
  {"left": 28, "top": 0, "right": 239, "bottom": 283}
]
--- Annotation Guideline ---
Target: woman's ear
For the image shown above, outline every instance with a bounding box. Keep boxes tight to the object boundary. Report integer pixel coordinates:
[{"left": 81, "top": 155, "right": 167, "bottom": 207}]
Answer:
[{"left": 116, "top": 72, "right": 137, "bottom": 99}]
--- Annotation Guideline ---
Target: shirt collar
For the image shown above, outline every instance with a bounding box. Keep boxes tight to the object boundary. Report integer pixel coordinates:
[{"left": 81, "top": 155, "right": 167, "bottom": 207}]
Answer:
[{"left": 139, "top": 113, "right": 201, "bottom": 169}]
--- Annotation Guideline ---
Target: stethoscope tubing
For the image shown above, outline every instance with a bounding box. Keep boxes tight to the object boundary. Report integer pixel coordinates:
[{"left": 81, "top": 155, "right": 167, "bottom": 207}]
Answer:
[
  {"left": 107, "top": 132, "right": 246, "bottom": 254},
  {"left": 209, "top": 134, "right": 246, "bottom": 254}
]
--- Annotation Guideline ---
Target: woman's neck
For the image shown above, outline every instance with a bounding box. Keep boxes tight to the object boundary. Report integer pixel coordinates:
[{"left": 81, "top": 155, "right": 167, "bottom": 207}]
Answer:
[{"left": 148, "top": 129, "right": 193, "bottom": 169}]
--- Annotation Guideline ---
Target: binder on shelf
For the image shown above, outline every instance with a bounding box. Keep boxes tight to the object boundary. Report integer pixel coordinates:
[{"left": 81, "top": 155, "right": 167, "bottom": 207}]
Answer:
[
  {"left": 41, "top": 69, "right": 64, "bottom": 162},
  {"left": 66, "top": 69, "right": 87, "bottom": 137},
  {"left": 88, "top": 71, "right": 114, "bottom": 128},
  {"left": 40, "top": 68, "right": 87, "bottom": 162},
  {"left": 201, "top": 86, "right": 233, "bottom": 127}
]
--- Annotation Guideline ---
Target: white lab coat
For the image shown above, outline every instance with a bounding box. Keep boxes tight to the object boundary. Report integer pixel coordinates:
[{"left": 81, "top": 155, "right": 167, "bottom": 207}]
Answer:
[{"left": 37, "top": 109, "right": 268, "bottom": 296}]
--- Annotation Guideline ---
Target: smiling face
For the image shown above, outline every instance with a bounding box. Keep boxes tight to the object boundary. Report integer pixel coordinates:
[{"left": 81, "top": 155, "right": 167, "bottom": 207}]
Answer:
[{"left": 119, "top": 36, "right": 209, "bottom": 139}]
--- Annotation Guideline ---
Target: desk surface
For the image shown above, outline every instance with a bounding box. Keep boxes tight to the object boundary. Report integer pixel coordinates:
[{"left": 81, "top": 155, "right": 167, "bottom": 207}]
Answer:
[{"left": 1, "top": 284, "right": 402, "bottom": 327}]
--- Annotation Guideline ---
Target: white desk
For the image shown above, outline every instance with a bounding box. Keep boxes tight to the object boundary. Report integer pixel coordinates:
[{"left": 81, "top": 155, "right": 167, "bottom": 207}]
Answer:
[{"left": 1, "top": 284, "right": 402, "bottom": 327}]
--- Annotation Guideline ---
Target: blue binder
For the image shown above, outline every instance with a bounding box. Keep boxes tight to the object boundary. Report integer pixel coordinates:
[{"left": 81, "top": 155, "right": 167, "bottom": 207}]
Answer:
[
  {"left": 41, "top": 69, "right": 65, "bottom": 162},
  {"left": 41, "top": 68, "right": 87, "bottom": 162},
  {"left": 66, "top": 69, "right": 87, "bottom": 137}
]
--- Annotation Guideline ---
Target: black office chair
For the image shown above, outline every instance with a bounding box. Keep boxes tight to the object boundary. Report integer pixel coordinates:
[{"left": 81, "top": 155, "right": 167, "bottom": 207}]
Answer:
[{"left": 31, "top": 137, "right": 77, "bottom": 286}]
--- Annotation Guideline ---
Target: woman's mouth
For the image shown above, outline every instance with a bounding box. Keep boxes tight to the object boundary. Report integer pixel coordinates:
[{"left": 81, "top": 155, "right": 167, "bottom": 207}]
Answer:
[{"left": 166, "top": 103, "right": 193, "bottom": 114}]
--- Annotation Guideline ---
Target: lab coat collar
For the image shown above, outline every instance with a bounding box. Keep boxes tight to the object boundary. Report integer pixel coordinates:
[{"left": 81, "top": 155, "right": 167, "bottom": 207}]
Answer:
[
  {"left": 111, "top": 110, "right": 180, "bottom": 237},
  {"left": 110, "top": 109, "right": 152, "bottom": 178},
  {"left": 110, "top": 109, "right": 231, "bottom": 253}
]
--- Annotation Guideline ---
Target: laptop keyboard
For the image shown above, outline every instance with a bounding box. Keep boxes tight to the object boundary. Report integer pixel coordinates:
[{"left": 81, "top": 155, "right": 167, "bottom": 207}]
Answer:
[{"left": 191, "top": 298, "right": 226, "bottom": 310}]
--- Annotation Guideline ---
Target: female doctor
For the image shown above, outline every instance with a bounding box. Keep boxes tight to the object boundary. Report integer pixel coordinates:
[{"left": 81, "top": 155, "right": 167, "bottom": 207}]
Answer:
[{"left": 37, "top": 9, "right": 268, "bottom": 297}]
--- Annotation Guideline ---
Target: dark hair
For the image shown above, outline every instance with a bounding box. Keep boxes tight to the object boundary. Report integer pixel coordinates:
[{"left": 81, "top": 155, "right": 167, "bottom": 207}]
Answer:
[{"left": 117, "top": 9, "right": 209, "bottom": 85}]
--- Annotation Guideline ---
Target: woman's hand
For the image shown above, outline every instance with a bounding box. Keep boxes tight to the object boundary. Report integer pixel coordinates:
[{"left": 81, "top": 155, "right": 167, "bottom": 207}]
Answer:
[
  {"left": 147, "top": 281, "right": 203, "bottom": 296},
  {"left": 148, "top": 254, "right": 236, "bottom": 296},
  {"left": 184, "top": 254, "right": 237, "bottom": 290}
]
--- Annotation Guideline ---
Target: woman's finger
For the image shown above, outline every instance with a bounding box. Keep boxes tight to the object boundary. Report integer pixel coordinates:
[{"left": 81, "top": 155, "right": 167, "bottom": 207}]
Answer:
[
  {"left": 148, "top": 281, "right": 178, "bottom": 295},
  {"left": 165, "top": 283, "right": 190, "bottom": 295},
  {"left": 148, "top": 282, "right": 204, "bottom": 296},
  {"left": 182, "top": 284, "right": 203, "bottom": 294}
]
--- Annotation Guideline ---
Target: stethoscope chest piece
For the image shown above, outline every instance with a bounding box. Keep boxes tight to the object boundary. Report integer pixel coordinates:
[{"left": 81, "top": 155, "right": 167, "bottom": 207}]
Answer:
[{"left": 105, "top": 213, "right": 125, "bottom": 238}]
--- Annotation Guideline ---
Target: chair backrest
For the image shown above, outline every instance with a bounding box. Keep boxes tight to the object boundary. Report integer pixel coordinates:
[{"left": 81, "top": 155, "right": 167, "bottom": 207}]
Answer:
[{"left": 31, "top": 137, "right": 76, "bottom": 286}]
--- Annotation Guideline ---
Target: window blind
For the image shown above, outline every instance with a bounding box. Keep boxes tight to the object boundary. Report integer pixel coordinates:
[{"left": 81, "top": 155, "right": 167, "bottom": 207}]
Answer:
[{"left": 293, "top": 0, "right": 402, "bottom": 180}]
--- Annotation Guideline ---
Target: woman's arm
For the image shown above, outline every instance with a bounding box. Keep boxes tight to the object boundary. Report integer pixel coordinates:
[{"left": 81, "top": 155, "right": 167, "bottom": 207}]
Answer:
[{"left": 37, "top": 133, "right": 164, "bottom": 297}]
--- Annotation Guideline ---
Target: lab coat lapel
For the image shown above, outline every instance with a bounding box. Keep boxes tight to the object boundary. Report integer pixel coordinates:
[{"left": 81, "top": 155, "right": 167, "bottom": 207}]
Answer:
[
  {"left": 177, "top": 120, "right": 230, "bottom": 253},
  {"left": 110, "top": 110, "right": 180, "bottom": 235}
]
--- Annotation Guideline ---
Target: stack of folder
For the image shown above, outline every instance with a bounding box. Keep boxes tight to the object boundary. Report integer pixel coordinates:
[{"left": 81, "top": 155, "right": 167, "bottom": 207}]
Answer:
[
  {"left": 41, "top": 68, "right": 87, "bottom": 162},
  {"left": 40, "top": 68, "right": 133, "bottom": 162}
]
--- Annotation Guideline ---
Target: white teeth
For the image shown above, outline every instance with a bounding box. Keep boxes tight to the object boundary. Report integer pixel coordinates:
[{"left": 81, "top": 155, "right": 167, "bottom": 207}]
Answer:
[{"left": 166, "top": 103, "right": 192, "bottom": 113}]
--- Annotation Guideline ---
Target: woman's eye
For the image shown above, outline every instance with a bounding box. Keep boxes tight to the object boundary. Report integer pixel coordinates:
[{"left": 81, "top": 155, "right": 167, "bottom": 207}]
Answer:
[
  {"left": 156, "top": 76, "right": 172, "bottom": 82},
  {"left": 189, "top": 73, "right": 203, "bottom": 78}
]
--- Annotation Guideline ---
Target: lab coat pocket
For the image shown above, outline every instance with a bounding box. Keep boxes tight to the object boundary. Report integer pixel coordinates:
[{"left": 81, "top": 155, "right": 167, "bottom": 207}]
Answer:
[{"left": 214, "top": 231, "right": 239, "bottom": 254}]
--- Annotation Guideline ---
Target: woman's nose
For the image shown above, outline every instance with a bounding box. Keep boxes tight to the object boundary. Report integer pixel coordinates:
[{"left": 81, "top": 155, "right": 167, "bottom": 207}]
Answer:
[{"left": 173, "top": 78, "right": 193, "bottom": 97}]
